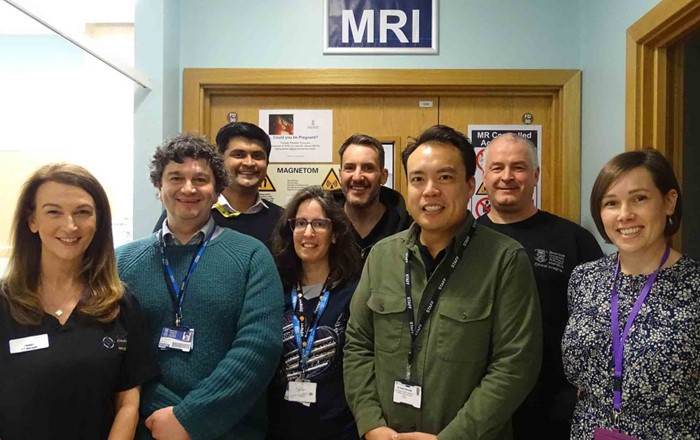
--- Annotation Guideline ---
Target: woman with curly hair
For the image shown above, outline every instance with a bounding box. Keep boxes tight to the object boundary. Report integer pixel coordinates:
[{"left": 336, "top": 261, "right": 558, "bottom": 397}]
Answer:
[{"left": 267, "top": 185, "right": 362, "bottom": 440}]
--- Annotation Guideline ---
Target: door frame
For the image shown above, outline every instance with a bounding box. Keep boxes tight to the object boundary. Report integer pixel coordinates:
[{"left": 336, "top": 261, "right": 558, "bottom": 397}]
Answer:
[
  {"left": 626, "top": 0, "right": 700, "bottom": 248},
  {"left": 626, "top": 0, "right": 700, "bottom": 160},
  {"left": 183, "top": 68, "right": 582, "bottom": 221}
]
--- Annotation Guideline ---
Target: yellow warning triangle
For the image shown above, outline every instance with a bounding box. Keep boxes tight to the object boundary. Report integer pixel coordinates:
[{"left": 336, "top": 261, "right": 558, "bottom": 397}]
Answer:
[
  {"left": 476, "top": 182, "right": 488, "bottom": 195},
  {"left": 258, "top": 175, "right": 276, "bottom": 192},
  {"left": 322, "top": 169, "right": 341, "bottom": 190}
]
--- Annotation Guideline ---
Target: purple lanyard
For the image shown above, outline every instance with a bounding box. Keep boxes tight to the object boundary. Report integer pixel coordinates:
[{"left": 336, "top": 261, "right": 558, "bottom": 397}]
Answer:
[{"left": 610, "top": 245, "right": 670, "bottom": 416}]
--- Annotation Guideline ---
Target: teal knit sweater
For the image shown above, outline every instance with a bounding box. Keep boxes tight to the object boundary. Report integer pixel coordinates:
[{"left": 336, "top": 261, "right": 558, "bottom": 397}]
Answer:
[{"left": 116, "top": 229, "right": 283, "bottom": 440}]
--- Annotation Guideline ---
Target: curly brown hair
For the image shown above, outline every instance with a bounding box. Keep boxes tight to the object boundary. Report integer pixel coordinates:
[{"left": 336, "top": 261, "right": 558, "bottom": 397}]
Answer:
[{"left": 149, "top": 133, "right": 230, "bottom": 193}]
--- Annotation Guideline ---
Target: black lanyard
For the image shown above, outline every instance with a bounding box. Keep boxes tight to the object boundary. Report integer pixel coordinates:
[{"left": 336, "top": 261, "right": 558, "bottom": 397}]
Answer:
[{"left": 403, "top": 220, "right": 477, "bottom": 381}]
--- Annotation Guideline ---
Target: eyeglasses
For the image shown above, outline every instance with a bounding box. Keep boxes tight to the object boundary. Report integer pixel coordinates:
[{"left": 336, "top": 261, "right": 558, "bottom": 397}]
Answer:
[{"left": 288, "top": 218, "right": 332, "bottom": 232}]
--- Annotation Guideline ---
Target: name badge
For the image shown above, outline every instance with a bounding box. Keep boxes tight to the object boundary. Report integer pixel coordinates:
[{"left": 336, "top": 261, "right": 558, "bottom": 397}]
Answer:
[
  {"left": 593, "top": 428, "right": 639, "bottom": 440},
  {"left": 393, "top": 380, "right": 422, "bottom": 408},
  {"left": 9, "top": 334, "right": 49, "bottom": 354},
  {"left": 285, "top": 380, "right": 317, "bottom": 406},
  {"left": 158, "top": 327, "right": 195, "bottom": 352}
]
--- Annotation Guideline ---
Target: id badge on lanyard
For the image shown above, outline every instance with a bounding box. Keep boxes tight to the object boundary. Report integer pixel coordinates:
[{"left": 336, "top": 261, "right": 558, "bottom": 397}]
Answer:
[
  {"left": 595, "top": 245, "right": 670, "bottom": 439},
  {"left": 157, "top": 226, "right": 216, "bottom": 352},
  {"left": 285, "top": 283, "right": 330, "bottom": 405},
  {"left": 393, "top": 220, "right": 477, "bottom": 409}
]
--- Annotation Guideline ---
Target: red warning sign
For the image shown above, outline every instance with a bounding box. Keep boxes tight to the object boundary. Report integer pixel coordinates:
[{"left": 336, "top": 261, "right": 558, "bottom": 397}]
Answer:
[
  {"left": 476, "top": 148, "right": 486, "bottom": 172},
  {"left": 474, "top": 196, "right": 491, "bottom": 218}
]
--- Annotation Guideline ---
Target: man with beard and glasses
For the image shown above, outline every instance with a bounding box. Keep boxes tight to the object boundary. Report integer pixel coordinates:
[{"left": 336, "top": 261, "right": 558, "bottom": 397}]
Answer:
[
  {"left": 154, "top": 122, "right": 283, "bottom": 247},
  {"left": 333, "top": 134, "right": 411, "bottom": 260},
  {"left": 478, "top": 133, "right": 603, "bottom": 439}
]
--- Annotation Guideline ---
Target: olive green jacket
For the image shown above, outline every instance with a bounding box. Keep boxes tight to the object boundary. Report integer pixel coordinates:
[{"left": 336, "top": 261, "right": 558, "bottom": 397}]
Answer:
[{"left": 344, "top": 215, "right": 542, "bottom": 440}]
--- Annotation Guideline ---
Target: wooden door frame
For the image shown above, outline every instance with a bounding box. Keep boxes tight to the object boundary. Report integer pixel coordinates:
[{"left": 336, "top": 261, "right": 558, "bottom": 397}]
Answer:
[
  {"left": 626, "top": 0, "right": 700, "bottom": 249},
  {"left": 626, "top": 0, "right": 700, "bottom": 159},
  {"left": 183, "top": 68, "right": 582, "bottom": 221}
]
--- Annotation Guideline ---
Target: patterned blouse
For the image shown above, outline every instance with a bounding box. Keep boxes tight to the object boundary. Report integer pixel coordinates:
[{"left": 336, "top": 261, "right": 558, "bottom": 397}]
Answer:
[{"left": 562, "top": 254, "right": 700, "bottom": 439}]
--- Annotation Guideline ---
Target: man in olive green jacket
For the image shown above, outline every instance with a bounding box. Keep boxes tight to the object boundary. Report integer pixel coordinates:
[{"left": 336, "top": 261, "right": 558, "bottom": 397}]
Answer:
[{"left": 344, "top": 125, "right": 542, "bottom": 440}]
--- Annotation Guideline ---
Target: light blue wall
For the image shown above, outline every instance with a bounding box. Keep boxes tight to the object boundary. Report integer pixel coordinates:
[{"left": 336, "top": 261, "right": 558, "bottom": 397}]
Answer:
[
  {"left": 133, "top": 0, "right": 181, "bottom": 239},
  {"left": 179, "top": 0, "right": 580, "bottom": 69},
  {"left": 133, "top": 0, "right": 662, "bottom": 240},
  {"left": 579, "top": 0, "right": 660, "bottom": 247}
]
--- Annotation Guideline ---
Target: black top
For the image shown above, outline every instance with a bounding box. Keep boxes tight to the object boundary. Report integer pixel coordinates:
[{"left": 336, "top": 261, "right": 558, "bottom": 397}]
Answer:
[
  {"left": 332, "top": 186, "right": 412, "bottom": 260},
  {"left": 478, "top": 210, "right": 603, "bottom": 437},
  {"left": 0, "top": 290, "right": 159, "bottom": 440},
  {"left": 267, "top": 279, "right": 360, "bottom": 440},
  {"left": 153, "top": 201, "right": 283, "bottom": 248},
  {"left": 417, "top": 241, "right": 446, "bottom": 278}
]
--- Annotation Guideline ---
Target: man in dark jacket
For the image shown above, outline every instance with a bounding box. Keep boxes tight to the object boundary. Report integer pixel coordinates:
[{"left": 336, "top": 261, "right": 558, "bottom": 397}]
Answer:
[{"left": 333, "top": 134, "right": 411, "bottom": 259}]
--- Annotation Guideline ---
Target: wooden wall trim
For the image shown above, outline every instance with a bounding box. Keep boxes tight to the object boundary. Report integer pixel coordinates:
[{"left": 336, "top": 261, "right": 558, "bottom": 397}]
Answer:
[
  {"left": 628, "top": 0, "right": 700, "bottom": 45},
  {"left": 560, "top": 71, "right": 582, "bottom": 219},
  {"left": 183, "top": 68, "right": 582, "bottom": 221},
  {"left": 625, "top": 0, "right": 700, "bottom": 153},
  {"left": 625, "top": 0, "right": 698, "bottom": 249},
  {"left": 184, "top": 68, "right": 578, "bottom": 87}
]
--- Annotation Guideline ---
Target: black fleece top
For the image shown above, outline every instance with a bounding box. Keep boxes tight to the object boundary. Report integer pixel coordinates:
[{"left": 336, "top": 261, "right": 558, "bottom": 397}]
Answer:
[{"left": 332, "top": 186, "right": 412, "bottom": 260}]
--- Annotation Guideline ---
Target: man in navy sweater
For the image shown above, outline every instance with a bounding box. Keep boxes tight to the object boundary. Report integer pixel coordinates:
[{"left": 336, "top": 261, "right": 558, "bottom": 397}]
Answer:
[{"left": 154, "top": 122, "right": 282, "bottom": 246}]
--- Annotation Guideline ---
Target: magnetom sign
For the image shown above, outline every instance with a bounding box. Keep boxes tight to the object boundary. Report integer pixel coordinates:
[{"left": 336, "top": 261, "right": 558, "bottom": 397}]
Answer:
[{"left": 324, "top": 0, "right": 438, "bottom": 54}]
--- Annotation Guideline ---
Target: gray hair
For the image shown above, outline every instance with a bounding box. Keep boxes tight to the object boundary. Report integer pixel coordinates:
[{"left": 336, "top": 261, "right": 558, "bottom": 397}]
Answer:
[{"left": 484, "top": 133, "right": 538, "bottom": 169}]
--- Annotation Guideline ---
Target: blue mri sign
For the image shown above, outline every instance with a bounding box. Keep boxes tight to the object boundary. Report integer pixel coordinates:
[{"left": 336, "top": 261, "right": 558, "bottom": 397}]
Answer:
[{"left": 324, "top": 0, "right": 438, "bottom": 54}]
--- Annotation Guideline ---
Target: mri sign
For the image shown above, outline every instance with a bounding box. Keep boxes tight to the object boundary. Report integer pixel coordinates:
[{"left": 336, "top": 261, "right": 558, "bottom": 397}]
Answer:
[{"left": 324, "top": 0, "right": 438, "bottom": 54}]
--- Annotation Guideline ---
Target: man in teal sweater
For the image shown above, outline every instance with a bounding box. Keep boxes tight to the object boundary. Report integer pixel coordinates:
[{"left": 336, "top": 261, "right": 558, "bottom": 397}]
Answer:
[{"left": 117, "top": 133, "right": 283, "bottom": 440}]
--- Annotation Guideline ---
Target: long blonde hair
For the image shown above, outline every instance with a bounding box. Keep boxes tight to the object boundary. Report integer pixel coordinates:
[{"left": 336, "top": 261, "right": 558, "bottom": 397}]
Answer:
[{"left": 1, "top": 163, "right": 123, "bottom": 325}]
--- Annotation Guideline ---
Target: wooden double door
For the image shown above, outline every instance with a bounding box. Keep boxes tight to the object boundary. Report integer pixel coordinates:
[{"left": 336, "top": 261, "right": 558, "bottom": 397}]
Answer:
[{"left": 184, "top": 69, "right": 580, "bottom": 221}]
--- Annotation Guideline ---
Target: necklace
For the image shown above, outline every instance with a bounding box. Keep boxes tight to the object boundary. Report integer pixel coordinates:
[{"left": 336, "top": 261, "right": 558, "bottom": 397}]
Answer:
[{"left": 41, "top": 291, "right": 81, "bottom": 318}]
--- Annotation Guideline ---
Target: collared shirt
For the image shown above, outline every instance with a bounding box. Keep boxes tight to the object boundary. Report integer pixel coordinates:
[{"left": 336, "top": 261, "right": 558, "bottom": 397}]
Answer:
[
  {"left": 160, "top": 215, "right": 221, "bottom": 245},
  {"left": 215, "top": 193, "right": 268, "bottom": 215}
]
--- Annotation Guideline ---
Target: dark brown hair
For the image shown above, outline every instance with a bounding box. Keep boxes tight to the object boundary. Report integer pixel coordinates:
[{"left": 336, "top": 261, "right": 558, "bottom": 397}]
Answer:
[
  {"left": 1, "top": 163, "right": 123, "bottom": 325},
  {"left": 271, "top": 185, "right": 361, "bottom": 290},
  {"left": 339, "top": 134, "right": 385, "bottom": 169},
  {"left": 590, "top": 148, "right": 682, "bottom": 242}
]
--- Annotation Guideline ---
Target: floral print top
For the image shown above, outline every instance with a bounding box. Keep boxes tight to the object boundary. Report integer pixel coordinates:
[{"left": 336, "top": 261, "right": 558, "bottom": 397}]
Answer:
[{"left": 562, "top": 254, "right": 700, "bottom": 439}]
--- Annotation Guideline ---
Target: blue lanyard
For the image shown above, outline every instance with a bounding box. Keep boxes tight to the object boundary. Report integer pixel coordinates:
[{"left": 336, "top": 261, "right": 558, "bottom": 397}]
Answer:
[
  {"left": 159, "top": 226, "right": 216, "bottom": 327},
  {"left": 291, "top": 283, "right": 330, "bottom": 376}
]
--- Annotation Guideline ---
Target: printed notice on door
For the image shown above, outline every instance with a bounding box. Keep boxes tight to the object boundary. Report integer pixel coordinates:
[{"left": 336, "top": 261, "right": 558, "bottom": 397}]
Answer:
[{"left": 259, "top": 109, "right": 333, "bottom": 163}]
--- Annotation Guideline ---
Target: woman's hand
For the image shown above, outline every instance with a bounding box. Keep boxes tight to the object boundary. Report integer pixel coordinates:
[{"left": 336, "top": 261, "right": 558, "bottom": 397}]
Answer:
[
  {"left": 394, "top": 433, "right": 437, "bottom": 440},
  {"left": 107, "top": 386, "right": 140, "bottom": 440},
  {"left": 365, "top": 427, "right": 398, "bottom": 440},
  {"left": 145, "top": 406, "right": 190, "bottom": 440}
]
